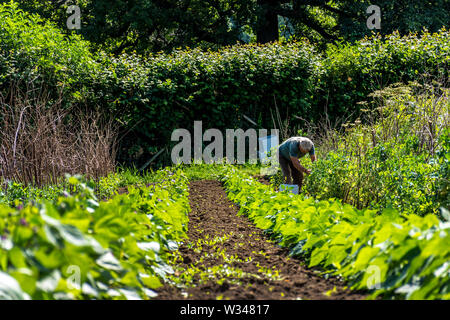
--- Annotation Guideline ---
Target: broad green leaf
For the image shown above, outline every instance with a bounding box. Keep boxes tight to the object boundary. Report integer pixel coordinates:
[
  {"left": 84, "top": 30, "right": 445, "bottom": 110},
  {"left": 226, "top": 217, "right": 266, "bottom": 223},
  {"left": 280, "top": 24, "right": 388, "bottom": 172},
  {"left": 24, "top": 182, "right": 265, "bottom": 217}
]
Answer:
[
  {"left": 36, "top": 270, "right": 61, "bottom": 293},
  {"left": 9, "top": 269, "right": 36, "bottom": 296},
  {"left": 140, "top": 274, "right": 162, "bottom": 289},
  {"left": 9, "top": 247, "right": 26, "bottom": 269},
  {"left": 137, "top": 241, "right": 160, "bottom": 253},
  {"left": 96, "top": 251, "right": 123, "bottom": 272},
  {"left": 0, "top": 272, "right": 29, "bottom": 300},
  {"left": 354, "top": 246, "right": 380, "bottom": 270},
  {"left": 118, "top": 288, "right": 142, "bottom": 300}
]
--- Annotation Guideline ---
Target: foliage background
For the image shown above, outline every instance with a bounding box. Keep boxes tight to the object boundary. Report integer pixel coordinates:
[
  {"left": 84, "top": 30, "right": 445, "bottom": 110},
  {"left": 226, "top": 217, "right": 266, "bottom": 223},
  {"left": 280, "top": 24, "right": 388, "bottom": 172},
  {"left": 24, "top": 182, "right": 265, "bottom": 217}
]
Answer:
[{"left": 1, "top": 2, "right": 448, "bottom": 166}]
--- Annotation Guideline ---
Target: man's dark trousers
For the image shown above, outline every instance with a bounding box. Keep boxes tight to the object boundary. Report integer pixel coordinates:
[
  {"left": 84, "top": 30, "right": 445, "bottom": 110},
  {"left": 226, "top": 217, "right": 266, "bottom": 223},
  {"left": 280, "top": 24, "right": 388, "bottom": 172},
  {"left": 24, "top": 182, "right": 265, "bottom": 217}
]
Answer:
[{"left": 279, "top": 154, "right": 303, "bottom": 191}]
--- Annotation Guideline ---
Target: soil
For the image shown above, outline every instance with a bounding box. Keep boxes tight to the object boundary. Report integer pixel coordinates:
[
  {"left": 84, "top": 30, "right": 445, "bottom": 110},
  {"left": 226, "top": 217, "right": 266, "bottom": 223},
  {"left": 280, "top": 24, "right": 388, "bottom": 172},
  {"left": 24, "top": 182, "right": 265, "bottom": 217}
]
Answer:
[
  {"left": 155, "top": 180, "right": 367, "bottom": 300},
  {"left": 117, "top": 187, "right": 128, "bottom": 195}
]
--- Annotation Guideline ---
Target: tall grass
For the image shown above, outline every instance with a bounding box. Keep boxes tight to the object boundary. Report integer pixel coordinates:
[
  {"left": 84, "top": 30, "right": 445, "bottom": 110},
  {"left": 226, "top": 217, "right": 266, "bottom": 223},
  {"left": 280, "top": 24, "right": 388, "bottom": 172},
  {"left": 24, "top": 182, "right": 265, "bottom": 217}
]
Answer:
[
  {"left": 302, "top": 81, "right": 449, "bottom": 216},
  {"left": 0, "top": 85, "right": 117, "bottom": 186}
]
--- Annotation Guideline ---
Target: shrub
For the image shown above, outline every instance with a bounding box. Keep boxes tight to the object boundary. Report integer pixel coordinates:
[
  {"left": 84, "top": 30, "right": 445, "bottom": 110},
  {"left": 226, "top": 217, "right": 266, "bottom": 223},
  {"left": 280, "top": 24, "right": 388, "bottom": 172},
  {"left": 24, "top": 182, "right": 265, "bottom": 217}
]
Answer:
[
  {"left": 303, "top": 84, "right": 449, "bottom": 216},
  {"left": 0, "top": 2, "right": 99, "bottom": 106},
  {"left": 320, "top": 29, "right": 449, "bottom": 117}
]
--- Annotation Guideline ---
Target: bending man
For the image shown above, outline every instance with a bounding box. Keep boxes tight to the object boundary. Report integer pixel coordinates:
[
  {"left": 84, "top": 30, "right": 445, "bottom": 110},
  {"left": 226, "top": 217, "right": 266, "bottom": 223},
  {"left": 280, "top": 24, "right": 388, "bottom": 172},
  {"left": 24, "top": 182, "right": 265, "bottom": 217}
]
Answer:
[{"left": 278, "top": 136, "right": 316, "bottom": 192}]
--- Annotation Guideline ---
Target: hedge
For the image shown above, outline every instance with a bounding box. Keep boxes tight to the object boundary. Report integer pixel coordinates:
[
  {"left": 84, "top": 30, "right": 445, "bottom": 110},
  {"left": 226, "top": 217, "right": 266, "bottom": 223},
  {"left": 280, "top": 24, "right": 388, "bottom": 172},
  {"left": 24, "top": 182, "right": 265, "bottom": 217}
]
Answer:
[{"left": 321, "top": 31, "right": 450, "bottom": 116}]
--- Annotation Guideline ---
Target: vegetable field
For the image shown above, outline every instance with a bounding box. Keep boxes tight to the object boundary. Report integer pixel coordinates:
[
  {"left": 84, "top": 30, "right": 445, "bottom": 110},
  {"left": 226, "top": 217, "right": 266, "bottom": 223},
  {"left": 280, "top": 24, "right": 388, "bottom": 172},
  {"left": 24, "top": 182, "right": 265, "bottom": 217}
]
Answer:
[
  {"left": 1, "top": 169, "right": 190, "bottom": 299},
  {"left": 224, "top": 168, "right": 450, "bottom": 299},
  {"left": 0, "top": 0, "right": 448, "bottom": 304},
  {"left": 1, "top": 161, "right": 449, "bottom": 300}
]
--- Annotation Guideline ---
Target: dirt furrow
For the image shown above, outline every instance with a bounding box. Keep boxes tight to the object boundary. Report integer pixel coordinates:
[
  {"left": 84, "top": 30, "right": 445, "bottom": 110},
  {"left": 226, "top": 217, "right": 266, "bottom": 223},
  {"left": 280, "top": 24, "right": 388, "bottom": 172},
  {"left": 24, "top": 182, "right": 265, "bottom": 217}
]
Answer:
[{"left": 155, "top": 180, "right": 367, "bottom": 300}]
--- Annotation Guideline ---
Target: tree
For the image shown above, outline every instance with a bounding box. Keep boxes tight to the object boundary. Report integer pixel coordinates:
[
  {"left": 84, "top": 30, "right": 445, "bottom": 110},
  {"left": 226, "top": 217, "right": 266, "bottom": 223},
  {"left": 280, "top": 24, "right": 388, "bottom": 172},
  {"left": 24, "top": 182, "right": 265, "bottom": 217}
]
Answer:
[
  {"left": 77, "top": 0, "right": 256, "bottom": 53},
  {"left": 5, "top": 0, "right": 449, "bottom": 52},
  {"left": 337, "top": 0, "right": 450, "bottom": 41},
  {"left": 256, "top": 0, "right": 279, "bottom": 43},
  {"left": 256, "top": 0, "right": 345, "bottom": 43},
  {"left": 255, "top": 0, "right": 449, "bottom": 44}
]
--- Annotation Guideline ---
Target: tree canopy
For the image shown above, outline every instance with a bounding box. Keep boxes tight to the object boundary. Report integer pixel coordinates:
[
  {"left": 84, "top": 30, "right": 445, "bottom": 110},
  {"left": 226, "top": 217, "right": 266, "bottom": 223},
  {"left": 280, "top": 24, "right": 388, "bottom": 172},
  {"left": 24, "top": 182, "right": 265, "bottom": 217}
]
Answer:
[{"left": 4, "top": 0, "right": 449, "bottom": 53}]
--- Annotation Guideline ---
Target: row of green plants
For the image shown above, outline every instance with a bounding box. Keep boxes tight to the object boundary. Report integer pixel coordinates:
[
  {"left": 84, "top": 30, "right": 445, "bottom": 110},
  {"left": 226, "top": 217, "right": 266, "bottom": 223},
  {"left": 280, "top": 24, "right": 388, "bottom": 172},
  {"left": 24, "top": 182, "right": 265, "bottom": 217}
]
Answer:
[
  {"left": 222, "top": 167, "right": 450, "bottom": 299},
  {"left": 302, "top": 85, "right": 449, "bottom": 217},
  {"left": 0, "top": 168, "right": 190, "bottom": 299},
  {"left": 0, "top": 167, "right": 169, "bottom": 207},
  {"left": 0, "top": 175, "right": 120, "bottom": 207},
  {"left": 1, "top": 2, "right": 448, "bottom": 165}
]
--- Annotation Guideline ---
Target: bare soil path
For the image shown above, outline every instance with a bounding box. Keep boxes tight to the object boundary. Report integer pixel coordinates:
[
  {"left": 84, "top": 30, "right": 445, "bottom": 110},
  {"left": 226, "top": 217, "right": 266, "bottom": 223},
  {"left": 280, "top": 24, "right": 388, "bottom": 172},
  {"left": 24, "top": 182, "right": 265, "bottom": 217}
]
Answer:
[{"left": 155, "top": 180, "right": 367, "bottom": 300}]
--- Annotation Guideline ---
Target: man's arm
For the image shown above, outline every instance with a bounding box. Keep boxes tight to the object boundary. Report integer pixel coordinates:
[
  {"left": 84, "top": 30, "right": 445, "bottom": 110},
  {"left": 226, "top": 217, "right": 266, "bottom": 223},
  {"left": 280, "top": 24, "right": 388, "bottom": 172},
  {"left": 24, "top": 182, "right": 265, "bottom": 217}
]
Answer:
[{"left": 290, "top": 156, "right": 311, "bottom": 174}]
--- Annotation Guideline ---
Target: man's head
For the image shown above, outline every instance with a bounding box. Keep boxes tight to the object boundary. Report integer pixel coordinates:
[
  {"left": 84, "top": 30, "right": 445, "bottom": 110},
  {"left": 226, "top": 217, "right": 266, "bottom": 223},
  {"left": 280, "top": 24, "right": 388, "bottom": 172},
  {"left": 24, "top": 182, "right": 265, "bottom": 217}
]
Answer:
[{"left": 299, "top": 138, "right": 313, "bottom": 154}]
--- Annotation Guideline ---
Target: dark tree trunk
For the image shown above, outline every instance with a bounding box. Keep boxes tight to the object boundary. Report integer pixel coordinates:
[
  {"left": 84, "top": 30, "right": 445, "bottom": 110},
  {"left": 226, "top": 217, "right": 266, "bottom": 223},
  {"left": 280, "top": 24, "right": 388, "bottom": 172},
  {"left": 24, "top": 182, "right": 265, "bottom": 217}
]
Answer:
[{"left": 257, "top": 0, "right": 279, "bottom": 43}]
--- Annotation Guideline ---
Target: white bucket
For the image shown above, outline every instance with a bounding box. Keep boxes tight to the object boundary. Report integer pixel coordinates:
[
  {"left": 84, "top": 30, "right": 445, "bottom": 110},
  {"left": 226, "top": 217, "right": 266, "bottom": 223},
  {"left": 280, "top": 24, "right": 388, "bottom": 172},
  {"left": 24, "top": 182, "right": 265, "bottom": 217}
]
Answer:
[{"left": 279, "top": 184, "right": 299, "bottom": 194}]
